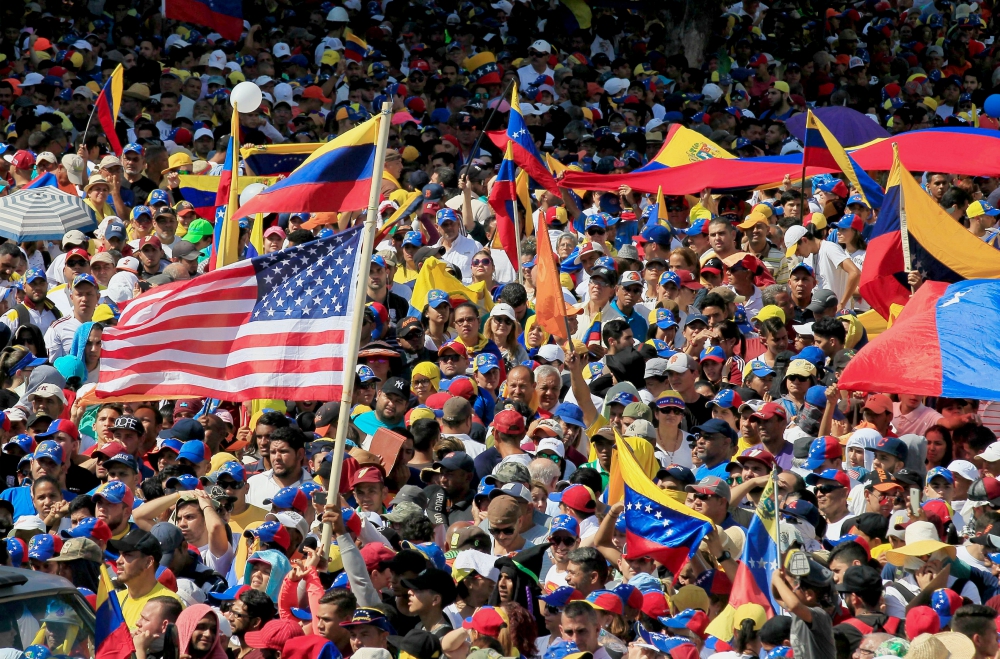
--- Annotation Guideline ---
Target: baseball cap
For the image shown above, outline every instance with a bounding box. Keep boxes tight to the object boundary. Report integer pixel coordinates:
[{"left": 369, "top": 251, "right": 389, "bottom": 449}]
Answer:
[
  {"left": 805, "top": 436, "right": 843, "bottom": 471},
  {"left": 865, "top": 435, "right": 908, "bottom": 461},
  {"left": 109, "top": 528, "right": 161, "bottom": 561},
  {"left": 560, "top": 484, "right": 596, "bottom": 513},
  {"left": 685, "top": 475, "right": 731, "bottom": 500},
  {"left": 804, "top": 469, "right": 851, "bottom": 488}
]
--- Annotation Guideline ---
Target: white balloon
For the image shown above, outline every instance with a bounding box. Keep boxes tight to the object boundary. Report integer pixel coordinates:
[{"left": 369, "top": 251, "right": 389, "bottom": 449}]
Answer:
[
  {"left": 230, "top": 81, "right": 262, "bottom": 113},
  {"left": 239, "top": 182, "right": 268, "bottom": 206}
]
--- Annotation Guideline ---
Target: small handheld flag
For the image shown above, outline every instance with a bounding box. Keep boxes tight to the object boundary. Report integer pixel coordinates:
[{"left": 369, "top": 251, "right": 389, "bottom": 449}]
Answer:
[{"left": 95, "top": 65, "right": 124, "bottom": 156}]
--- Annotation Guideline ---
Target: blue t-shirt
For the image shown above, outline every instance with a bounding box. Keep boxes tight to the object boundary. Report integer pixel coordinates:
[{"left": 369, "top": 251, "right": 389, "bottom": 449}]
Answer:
[
  {"left": 1, "top": 485, "right": 75, "bottom": 520},
  {"left": 694, "top": 461, "right": 731, "bottom": 481},
  {"left": 353, "top": 410, "right": 404, "bottom": 436}
]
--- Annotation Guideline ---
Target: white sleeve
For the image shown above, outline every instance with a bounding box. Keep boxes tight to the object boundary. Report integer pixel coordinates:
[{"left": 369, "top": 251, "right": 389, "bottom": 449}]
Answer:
[
  {"left": 960, "top": 578, "right": 982, "bottom": 604},
  {"left": 882, "top": 584, "right": 907, "bottom": 619},
  {"left": 44, "top": 325, "right": 62, "bottom": 361}
]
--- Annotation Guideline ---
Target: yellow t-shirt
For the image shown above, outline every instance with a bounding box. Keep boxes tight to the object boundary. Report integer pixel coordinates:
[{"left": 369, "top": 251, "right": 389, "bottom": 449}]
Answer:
[
  {"left": 117, "top": 582, "right": 183, "bottom": 629},
  {"left": 229, "top": 504, "right": 268, "bottom": 538}
]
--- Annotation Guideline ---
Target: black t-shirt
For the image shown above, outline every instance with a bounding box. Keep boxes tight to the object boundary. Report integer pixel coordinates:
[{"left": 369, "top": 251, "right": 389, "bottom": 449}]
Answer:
[
  {"left": 66, "top": 464, "right": 100, "bottom": 496},
  {"left": 684, "top": 394, "right": 714, "bottom": 428},
  {"left": 127, "top": 176, "right": 158, "bottom": 204},
  {"left": 368, "top": 291, "right": 410, "bottom": 326}
]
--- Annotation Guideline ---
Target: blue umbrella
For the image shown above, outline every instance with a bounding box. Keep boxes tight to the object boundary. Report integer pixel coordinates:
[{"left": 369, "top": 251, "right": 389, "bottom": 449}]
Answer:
[
  {"left": 786, "top": 106, "right": 890, "bottom": 147},
  {"left": 0, "top": 188, "right": 97, "bottom": 241}
]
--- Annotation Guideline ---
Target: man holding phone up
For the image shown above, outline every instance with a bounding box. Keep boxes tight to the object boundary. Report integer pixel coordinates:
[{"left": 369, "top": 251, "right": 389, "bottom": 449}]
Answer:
[{"left": 771, "top": 559, "right": 837, "bottom": 659}]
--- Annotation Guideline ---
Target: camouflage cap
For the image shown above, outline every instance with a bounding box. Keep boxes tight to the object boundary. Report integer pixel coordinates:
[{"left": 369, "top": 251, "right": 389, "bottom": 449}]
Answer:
[{"left": 384, "top": 501, "right": 425, "bottom": 524}]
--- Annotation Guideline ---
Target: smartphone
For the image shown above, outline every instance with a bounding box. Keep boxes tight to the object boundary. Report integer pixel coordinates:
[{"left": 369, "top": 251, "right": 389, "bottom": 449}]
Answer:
[
  {"left": 910, "top": 487, "right": 921, "bottom": 517},
  {"left": 162, "top": 623, "right": 179, "bottom": 659},
  {"left": 313, "top": 491, "right": 328, "bottom": 507}
]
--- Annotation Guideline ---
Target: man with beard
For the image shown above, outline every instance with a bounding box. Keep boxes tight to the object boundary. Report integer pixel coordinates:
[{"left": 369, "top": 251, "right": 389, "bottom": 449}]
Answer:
[
  {"left": 246, "top": 426, "right": 309, "bottom": 508},
  {"left": 112, "top": 528, "right": 182, "bottom": 629},
  {"left": 836, "top": 565, "right": 900, "bottom": 634},
  {"left": 434, "top": 450, "right": 476, "bottom": 523},
  {"left": 1, "top": 268, "right": 59, "bottom": 334},
  {"left": 692, "top": 419, "right": 738, "bottom": 480},
  {"left": 222, "top": 589, "right": 275, "bottom": 658},
  {"left": 727, "top": 448, "right": 777, "bottom": 525},
  {"left": 353, "top": 377, "right": 409, "bottom": 437},
  {"left": 749, "top": 402, "right": 794, "bottom": 469}
]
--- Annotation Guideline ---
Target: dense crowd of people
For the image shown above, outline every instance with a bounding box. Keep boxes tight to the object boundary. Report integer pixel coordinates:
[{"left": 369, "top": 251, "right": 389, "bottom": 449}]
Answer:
[{"left": 3, "top": 2, "right": 1000, "bottom": 659}]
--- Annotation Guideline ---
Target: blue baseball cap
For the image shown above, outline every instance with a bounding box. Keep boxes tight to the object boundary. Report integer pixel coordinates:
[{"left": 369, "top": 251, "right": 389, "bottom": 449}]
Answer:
[
  {"left": 594, "top": 256, "right": 617, "bottom": 271},
  {"left": 865, "top": 435, "right": 908, "bottom": 461},
  {"left": 402, "top": 231, "right": 423, "bottom": 248},
  {"left": 846, "top": 194, "right": 869, "bottom": 208},
  {"left": 263, "top": 486, "right": 309, "bottom": 513},
  {"left": 684, "top": 314, "right": 709, "bottom": 328},
  {"left": 791, "top": 262, "right": 815, "bottom": 276},
  {"left": 474, "top": 478, "right": 495, "bottom": 500},
  {"left": 436, "top": 208, "right": 459, "bottom": 226},
  {"left": 371, "top": 255, "right": 387, "bottom": 269},
  {"left": 659, "top": 271, "right": 681, "bottom": 288},
  {"left": 746, "top": 359, "right": 775, "bottom": 377},
  {"left": 61, "top": 517, "right": 107, "bottom": 540},
  {"left": 804, "top": 468, "right": 851, "bottom": 487},
  {"left": 657, "top": 464, "right": 695, "bottom": 485},
  {"left": 148, "top": 189, "right": 169, "bottom": 206},
  {"left": 357, "top": 365, "right": 379, "bottom": 383},
  {"left": 3, "top": 433, "right": 34, "bottom": 455},
  {"left": 93, "top": 480, "right": 135, "bottom": 506},
  {"left": 781, "top": 498, "right": 821, "bottom": 527},
  {"left": 151, "top": 438, "right": 183, "bottom": 458},
  {"left": 549, "top": 514, "right": 580, "bottom": 538},
  {"left": 691, "top": 418, "right": 737, "bottom": 442},
  {"left": 540, "top": 586, "right": 584, "bottom": 608},
  {"left": 700, "top": 346, "right": 726, "bottom": 362},
  {"left": 34, "top": 440, "right": 63, "bottom": 465},
  {"left": 122, "top": 142, "right": 144, "bottom": 155},
  {"left": 131, "top": 205, "right": 153, "bottom": 221},
  {"left": 608, "top": 391, "right": 639, "bottom": 406},
  {"left": 164, "top": 474, "right": 201, "bottom": 492},
  {"left": 23, "top": 647, "right": 51, "bottom": 659},
  {"left": 6, "top": 538, "right": 24, "bottom": 567},
  {"left": 655, "top": 308, "right": 678, "bottom": 329},
  {"left": 805, "top": 435, "right": 843, "bottom": 471},
  {"left": 686, "top": 219, "right": 710, "bottom": 236},
  {"left": 177, "top": 441, "right": 209, "bottom": 464},
  {"left": 930, "top": 588, "right": 963, "bottom": 627},
  {"left": 72, "top": 273, "right": 98, "bottom": 289},
  {"left": 105, "top": 221, "right": 127, "bottom": 241},
  {"left": 474, "top": 353, "right": 499, "bottom": 374},
  {"left": 427, "top": 289, "right": 450, "bottom": 308},
  {"left": 926, "top": 466, "right": 954, "bottom": 485},
  {"left": 215, "top": 461, "right": 246, "bottom": 482},
  {"left": 22, "top": 268, "right": 46, "bottom": 284},
  {"left": 554, "top": 402, "right": 584, "bottom": 428},
  {"left": 104, "top": 453, "right": 140, "bottom": 473},
  {"left": 795, "top": 345, "right": 826, "bottom": 366},
  {"left": 640, "top": 224, "right": 673, "bottom": 246},
  {"left": 707, "top": 389, "right": 742, "bottom": 410},
  {"left": 584, "top": 215, "right": 607, "bottom": 232},
  {"left": 28, "top": 534, "right": 61, "bottom": 561}
]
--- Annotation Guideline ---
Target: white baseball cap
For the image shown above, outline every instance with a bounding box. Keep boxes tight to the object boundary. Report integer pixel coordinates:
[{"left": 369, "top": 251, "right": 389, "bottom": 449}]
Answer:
[
  {"left": 193, "top": 127, "right": 214, "bottom": 142},
  {"left": 254, "top": 75, "right": 274, "bottom": 86},
  {"left": 273, "top": 42, "right": 291, "bottom": 59},
  {"left": 265, "top": 511, "right": 309, "bottom": 539},
  {"left": 948, "top": 459, "right": 979, "bottom": 482},
  {"left": 326, "top": 6, "right": 349, "bottom": 22},
  {"left": 273, "top": 82, "right": 298, "bottom": 107},
  {"left": 530, "top": 39, "right": 551, "bottom": 54},
  {"left": 21, "top": 73, "right": 44, "bottom": 86},
  {"left": 208, "top": 49, "right": 227, "bottom": 70},
  {"left": 976, "top": 442, "right": 1000, "bottom": 464},
  {"left": 116, "top": 256, "right": 140, "bottom": 274},
  {"left": 784, "top": 224, "right": 809, "bottom": 256},
  {"left": 536, "top": 437, "right": 565, "bottom": 459},
  {"left": 489, "top": 303, "right": 516, "bottom": 322},
  {"left": 536, "top": 344, "right": 565, "bottom": 364},
  {"left": 602, "top": 77, "right": 630, "bottom": 96}
]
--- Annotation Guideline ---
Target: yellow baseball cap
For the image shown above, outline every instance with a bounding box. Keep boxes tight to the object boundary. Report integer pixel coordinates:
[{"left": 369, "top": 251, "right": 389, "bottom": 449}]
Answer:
[
  {"left": 751, "top": 304, "right": 786, "bottom": 324},
  {"left": 737, "top": 212, "right": 769, "bottom": 230}
]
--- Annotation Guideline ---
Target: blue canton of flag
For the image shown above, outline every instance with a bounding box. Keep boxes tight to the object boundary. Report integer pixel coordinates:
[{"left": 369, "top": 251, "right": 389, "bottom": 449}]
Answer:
[{"left": 251, "top": 225, "right": 363, "bottom": 321}]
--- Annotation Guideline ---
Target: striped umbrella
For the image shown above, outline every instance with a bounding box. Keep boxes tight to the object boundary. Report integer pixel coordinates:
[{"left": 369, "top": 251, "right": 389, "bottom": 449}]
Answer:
[{"left": 0, "top": 188, "right": 97, "bottom": 241}]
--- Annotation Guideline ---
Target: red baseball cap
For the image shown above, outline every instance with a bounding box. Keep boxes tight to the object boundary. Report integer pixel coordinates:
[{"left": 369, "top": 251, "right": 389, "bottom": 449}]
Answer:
[
  {"left": 438, "top": 341, "right": 468, "bottom": 358},
  {"left": 360, "top": 543, "right": 396, "bottom": 573},
  {"left": 560, "top": 484, "right": 596, "bottom": 513},
  {"left": 94, "top": 441, "right": 128, "bottom": 459},
  {"left": 750, "top": 401, "right": 788, "bottom": 421},
  {"left": 350, "top": 465, "right": 385, "bottom": 488},
  {"left": 905, "top": 606, "right": 940, "bottom": 637},
  {"left": 673, "top": 269, "right": 703, "bottom": 290},
  {"left": 65, "top": 247, "right": 91, "bottom": 262},
  {"left": 138, "top": 235, "right": 162, "bottom": 250},
  {"left": 863, "top": 394, "right": 893, "bottom": 415},
  {"left": 493, "top": 409, "right": 525, "bottom": 435},
  {"left": 735, "top": 448, "right": 776, "bottom": 470},
  {"left": 463, "top": 606, "right": 508, "bottom": 637},
  {"left": 641, "top": 592, "right": 670, "bottom": 618},
  {"left": 11, "top": 150, "right": 34, "bottom": 170},
  {"left": 301, "top": 86, "right": 331, "bottom": 103},
  {"left": 448, "top": 377, "right": 475, "bottom": 400},
  {"left": 425, "top": 392, "right": 452, "bottom": 412}
]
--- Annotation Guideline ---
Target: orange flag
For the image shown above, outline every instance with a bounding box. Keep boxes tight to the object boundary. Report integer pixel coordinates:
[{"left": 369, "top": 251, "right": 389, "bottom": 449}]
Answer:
[{"left": 534, "top": 212, "right": 568, "bottom": 340}]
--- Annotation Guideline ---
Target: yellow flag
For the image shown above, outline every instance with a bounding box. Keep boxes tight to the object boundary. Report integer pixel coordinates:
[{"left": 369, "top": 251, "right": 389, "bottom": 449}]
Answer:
[{"left": 410, "top": 256, "right": 494, "bottom": 313}]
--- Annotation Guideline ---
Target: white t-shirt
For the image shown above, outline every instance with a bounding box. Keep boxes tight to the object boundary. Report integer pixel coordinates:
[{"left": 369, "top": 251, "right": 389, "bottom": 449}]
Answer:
[
  {"left": 543, "top": 563, "right": 569, "bottom": 593},
  {"left": 807, "top": 241, "right": 852, "bottom": 305},
  {"left": 579, "top": 515, "right": 599, "bottom": 539},
  {"left": 198, "top": 540, "right": 235, "bottom": 577},
  {"left": 823, "top": 514, "right": 851, "bottom": 543},
  {"left": 884, "top": 573, "right": 979, "bottom": 619}
]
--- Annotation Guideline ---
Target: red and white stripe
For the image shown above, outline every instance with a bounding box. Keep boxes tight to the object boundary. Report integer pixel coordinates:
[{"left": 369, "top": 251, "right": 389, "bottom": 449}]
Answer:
[{"left": 96, "top": 261, "right": 353, "bottom": 401}]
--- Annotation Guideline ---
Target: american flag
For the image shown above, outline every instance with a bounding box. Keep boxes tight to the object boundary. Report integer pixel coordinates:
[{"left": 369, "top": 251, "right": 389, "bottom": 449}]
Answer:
[{"left": 96, "top": 226, "right": 365, "bottom": 400}]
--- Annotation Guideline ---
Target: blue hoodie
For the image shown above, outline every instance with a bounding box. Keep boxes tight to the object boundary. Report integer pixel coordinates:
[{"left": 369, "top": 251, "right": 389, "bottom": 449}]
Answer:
[{"left": 242, "top": 549, "right": 291, "bottom": 602}]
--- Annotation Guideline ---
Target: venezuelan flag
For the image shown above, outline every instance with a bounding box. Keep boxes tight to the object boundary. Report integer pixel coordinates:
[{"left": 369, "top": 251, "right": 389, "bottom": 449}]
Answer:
[
  {"left": 178, "top": 175, "right": 279, "bottom": 219},
  {"left": 841, "top": 279, "right": 1000, "bottom": 398},
  {"left": 96, "top": 65, "right": 124, "bottom": 155},
  {"left": 345, "top": 33, "right": 368, "bottom": 62},
  {"left": 163, "top": 0, "right": 242, "bottom": 40},
  {"left": 374, "top": 191, "right": 422, "bottom": 244},
  {"left": 636, "top": 124, "right": 734, "bottom": 172},
  {"left": 705, "top": 471, "right": 780, "bottom": 642},
  {"left": 489, "top": 143, "right": 520, "bottom": 271},
  {"left": 860, "top": 145, "right": 1000, "bottom": 318},
  {"left": 410, "top": 256, "right": 493, "bottom": 313},
  {"left": 617, "top": 435, "right": 713, "bottom": 575},
  {"left": 241, "top": 142, "right": 323, "bottom": 175},
  {"left": 235, "top": 115, "right": 380, "bottom": 219},
  {"left": 803, "top": 109, "right": 884, "bottom": 209},
  {"left": 506, "top": 83, "right": 560, "bottom": 195},
  {"left": 209, "top": 108, "right": 242, "bottom": 270},
  {"left": 26, "top": 172, "right": 58, "bottom": 189},
  {"left": 96, "top": 564, "right": 134, "bottom": 659}
]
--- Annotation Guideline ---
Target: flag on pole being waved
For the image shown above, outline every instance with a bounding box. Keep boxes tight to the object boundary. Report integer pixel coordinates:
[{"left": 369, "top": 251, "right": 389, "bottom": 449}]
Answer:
[
  {"left": 489, "top": 143, "right": 520, "bottom": 272},
  {"left": 235, "top": 116, "right": 381, "bottom": 220},
  {"left": 859, "top": 144, "right": 1000, "bottom": 318},
  {"left": 533, "top": 211, "right": 568, "bottom": 340},
  {"left": 163, "top": 0, "right": 243, "bottom": 40},
  {"left": 506, "top": 83, "right": 561, "bottom": 196},
  {"left": 95, "top": 65, "right": 124, "bottom": 156},
  {"left": 803, "top": 109, "right": 884, "bottom": 209},
  {"left": 96, "top": 564, "right": 134, "bottom": 659},
  {"left": 616, "top": 435, "right": 713, "bottom": 575},
  {"left": 209, "top": 107, "right": 242, "bottom": 270},
  {"left": 96, "top": 227, "right": 366, "bottom": 401},
  {"left": 704, "top": 469, "right": 781, "bottom": 642},
  {"left": 410, "top": 256, "right": 494, "bottom": 313}
]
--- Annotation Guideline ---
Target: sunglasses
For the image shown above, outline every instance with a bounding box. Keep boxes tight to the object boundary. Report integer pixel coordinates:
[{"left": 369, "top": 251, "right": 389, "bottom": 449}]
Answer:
[
  {"left": 489, "top": 526, "right": 516, "bottom": 536},
  {"left": 529, "top": 50, "right": 546, "bottom": 57},
  {"left": 667, "top": 205, "right": 685, "bottom": 212},
  {"left": 692, "top": 493, "right": 718, "bottom": 501},
  {"left": 817, "top": 484, "right": 845, "bottom": 494},
  {"left": 586, "top": 228, "right": 606, "bottom": 236},
  {"left": 787, "top": 375, "right": 812, "bottom": 382},
  {"left": 472, "top": 258, "right": 492, "bottom": 266},
  {"left": 657, "top": 406, "right": 684, "bottom": 415},
  {"left": 549, "top": 536, "right": 575, "bottom": 546},
  {"left": 219, "top": 480, "right": 245, "bottom": 490},
  {"left": 358, "top": 382, "right": 377, "bottom": 390},
  {"left": 67, "top": 259, "right": 88, "bottom": 267},
  {"left": 492, "top": 316, "right": 513, "bottom": 325},
  {"left": 439, "top": 354, "right": 463, "bottom": 363}
]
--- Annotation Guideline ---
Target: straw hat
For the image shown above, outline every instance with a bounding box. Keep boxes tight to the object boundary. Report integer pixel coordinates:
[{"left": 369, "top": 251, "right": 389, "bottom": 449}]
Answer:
[
  {"left": 935, "top": 632, "right": 975, "bottom": 659},
  {"left": 904, "top": 634, "right": 949, "bottom": 659},
  {"left": 886, "top": 521, "right": 956, "bottom": 566},
  {"left": 84, "top": 175, "right": 110, "bottom": 192}
]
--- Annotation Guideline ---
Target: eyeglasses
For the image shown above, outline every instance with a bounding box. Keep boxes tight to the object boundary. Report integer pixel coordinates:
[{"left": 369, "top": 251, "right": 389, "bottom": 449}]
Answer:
[
  {"left": 817, "top": 484, "right": 845, "bottom": 494},
  {"left": 472, "top": 258, "right": 492, "bottom": 266},
  {"left": 587, "top": 229, "right": 606, "bottom": 236},
  {"left": 439, "top": 354, "right": 463, "bottom": 363},
  {"left": 489, "top": 526, "right": 516, "bottom": 536},
  {"left": 529, "top": 50, "right": 546, "bottom": 57},
  {"left": 549, "top": 535, "right": 575, "bottom": 546},
  {"left": 409, "top": 73, "right": 425, "bottom": 81}
]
